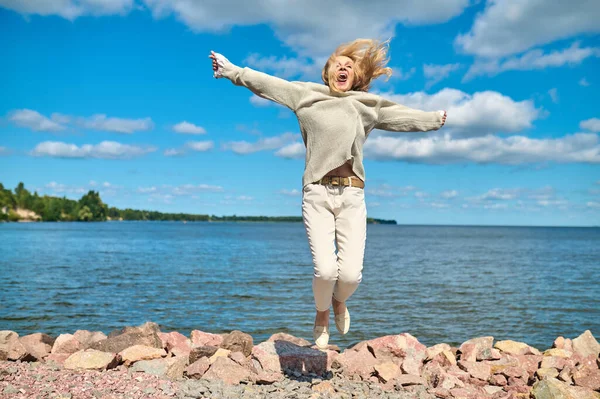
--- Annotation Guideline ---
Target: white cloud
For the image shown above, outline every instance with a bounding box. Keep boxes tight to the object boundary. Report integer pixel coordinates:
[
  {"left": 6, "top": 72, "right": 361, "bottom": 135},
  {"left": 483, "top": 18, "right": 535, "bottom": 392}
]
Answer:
[
  {"left": 463, "top": 41, "right": 600, "bottom": 80},
  {"left": 455, "top": 0, "right": 600, "bottom": 58},
  {"left": 137, "top": 186, "right": 157, "bottom": 194},
  {"left": 579, "top": 78, "right": 590, "bottom": 87},
  {"left": 274, "top": 142, "right": 305, "bottom": 159},
  {"left": 484, "top": 203, "right": 508, "bottom": 210},
  {"left": 173, "top": 121, "right": 206, "bottom": 134},
  {"left": 8, "top": 109, "right": 65, "bottom": 132},
  {"left": 414, "top": 191, "right": 428, "bottom": 198},
  {"left": 441, "top": 190, "right": 458, "bottom": 199},
  {"left": 245, "top": 53, "right": 324, "bottom": 80},
  {"left": 580, "top": 118, "right": 600, "bottom": 133},
  {"left": 222, "top": 132, "right": 298, "bottom": 155},
  {"left": 548, "top": 88, "right": 559, "bottom": 104},
  {"left": 364, "top": 133, "right": 600, "bottom": 164},
  {"left": 0, "top": 0, "right": 134, "bottom": 19},
  {"left": 78, "top": 114, "right": 154, "bottom": 133},
  {"left": 89, "top": 180, "right": 97, "bottom": 186},
  {"left": 280, "top": 189, "right": 301, "bottom": 197},
  {"left": 143, "top": 0, "right": 470, "bottom": 56},
  {"left": 237, "top": 195, "right": 253, "bottom": 201},
  {"left": 477, "top": 188, "right": 519, "bottom": 201},
  {"left": 171, "top": 184, "right": 224, "bottom": 195},
  {"left": 164, "top": 148, "right": 185, "bottom": 157},
  {"left": 377, "top": 88, "right": 540, "bottom": 135},
  {"left": 30, "top": 140, "right": 157, "bottom": 159},
  {"left": 587, "top": 201, "right": 600, "bottom": 209},
  {"left": 423, "top": 63, "right": 461, "bottom": 89},
  {"left": 185, "top": 141, "right": 214, "bottom": 152}
]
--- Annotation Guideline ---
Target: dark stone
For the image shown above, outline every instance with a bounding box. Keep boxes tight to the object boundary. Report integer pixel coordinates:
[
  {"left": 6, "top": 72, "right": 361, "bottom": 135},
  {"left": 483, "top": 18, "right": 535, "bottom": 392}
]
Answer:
[
  {"left": 220, "top": 330, "right": 253, "bottom": 357},
  {"left": 189, "top": 346, "right": 219, "bottom": 364}
]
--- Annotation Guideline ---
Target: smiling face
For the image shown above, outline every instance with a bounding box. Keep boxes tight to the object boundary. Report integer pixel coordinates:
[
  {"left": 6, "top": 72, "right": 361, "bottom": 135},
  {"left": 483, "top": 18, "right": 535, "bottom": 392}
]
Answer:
[{"left": 330, "top": 56, "right": 355, "bottom": 92}]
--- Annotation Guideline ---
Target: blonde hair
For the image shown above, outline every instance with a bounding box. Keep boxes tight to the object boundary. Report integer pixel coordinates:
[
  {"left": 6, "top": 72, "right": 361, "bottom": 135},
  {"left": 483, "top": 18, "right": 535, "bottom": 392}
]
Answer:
[{"left": 322, "top": 39, "right": 393, "bottom": 92}]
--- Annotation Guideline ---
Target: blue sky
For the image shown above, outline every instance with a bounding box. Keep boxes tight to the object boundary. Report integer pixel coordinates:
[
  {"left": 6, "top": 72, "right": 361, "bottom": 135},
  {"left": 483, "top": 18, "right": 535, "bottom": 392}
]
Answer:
[{"left": 0, "top": 0, "right": 599, "bottom": 226}]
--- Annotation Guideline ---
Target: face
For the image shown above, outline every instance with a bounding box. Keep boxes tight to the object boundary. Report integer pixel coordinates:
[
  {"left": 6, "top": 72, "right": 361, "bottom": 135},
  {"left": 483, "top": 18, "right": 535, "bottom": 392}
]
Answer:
[{"left": 330, "top": 56, "right": 355, "bottom": 92}]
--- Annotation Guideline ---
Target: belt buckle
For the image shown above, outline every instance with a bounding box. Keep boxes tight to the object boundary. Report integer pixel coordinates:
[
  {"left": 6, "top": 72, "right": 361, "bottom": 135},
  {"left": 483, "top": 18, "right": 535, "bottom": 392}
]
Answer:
[{"left": 331, "top": 176, "right": 340, "bottom": 186}]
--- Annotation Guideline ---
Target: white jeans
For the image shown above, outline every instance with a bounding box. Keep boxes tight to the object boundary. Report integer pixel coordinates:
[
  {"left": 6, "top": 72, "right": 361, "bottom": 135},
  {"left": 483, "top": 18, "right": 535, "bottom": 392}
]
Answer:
[{"left": 301, "top": 183, "right": 367, "bottom": 311}]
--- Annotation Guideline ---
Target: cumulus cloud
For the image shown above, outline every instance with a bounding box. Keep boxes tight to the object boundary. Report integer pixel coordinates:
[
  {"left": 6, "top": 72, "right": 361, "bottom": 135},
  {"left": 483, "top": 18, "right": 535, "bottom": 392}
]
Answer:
[
  {"left": 222, "top": 132, "right": 299, "bottom": 155},
  {"left": 77, "top": 114, "right": 154, "bottom": 133},
  {"left": 580, "top": 118, "right": 600, "bottom": 133},
  {"left": 30, "top": 140, "right": 157, "bottom": 159},
  {"left": 363, "top": 133, "right": 600, "bottom": 164},
  {"left": 8, "top": 109, "right": 66, "bottom": 132},
  {"left": 423, "top": 63, "right": 461, "bottom": 89},
  {"left": 164, "top": 140, "right": 214, "bottom": 156},
  {"left": 173, "top": 121, "right": 206, "bottom": 134},
  {"left": 455, "top": 0, "right": 600, "bottom": 58},
  {"left": 172, "top": 184, "right": 224, "bottom": 195},
  {"left": 0, "top": 0, "right": 134, "bottom": 19},
  {"left": 280, "top": 189, "right": 301, "bottom": 197},
  {"left": 464, "top": 41, "right": 600, "bottom": 80},
  {"left": 441, "top": 190, "right": 458, "bottom": 199},
  {"left": 376, "top": 88, "right": 541, "bottom": 135},
  {"left": 274, "top": 142, "right": 305, "bottom": 159}
]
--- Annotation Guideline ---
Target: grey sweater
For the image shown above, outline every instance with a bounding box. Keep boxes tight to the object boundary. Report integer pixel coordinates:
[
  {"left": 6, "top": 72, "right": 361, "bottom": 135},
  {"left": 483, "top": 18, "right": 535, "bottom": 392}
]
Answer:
[{"left": 219, "top": 61, "right": 444, "bottom": 187}]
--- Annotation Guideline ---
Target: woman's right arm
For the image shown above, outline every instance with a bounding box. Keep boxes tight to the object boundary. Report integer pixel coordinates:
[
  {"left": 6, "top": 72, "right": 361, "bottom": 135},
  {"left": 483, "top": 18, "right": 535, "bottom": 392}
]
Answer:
[{"left": 209, "top": 51, "right": 307, "bottom": 112}]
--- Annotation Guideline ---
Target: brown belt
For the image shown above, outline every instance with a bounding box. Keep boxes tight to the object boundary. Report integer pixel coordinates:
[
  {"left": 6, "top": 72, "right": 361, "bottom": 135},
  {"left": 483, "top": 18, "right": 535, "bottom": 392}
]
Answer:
[{"left": 314, "top": 176, "right": 365, "bottom": 189}]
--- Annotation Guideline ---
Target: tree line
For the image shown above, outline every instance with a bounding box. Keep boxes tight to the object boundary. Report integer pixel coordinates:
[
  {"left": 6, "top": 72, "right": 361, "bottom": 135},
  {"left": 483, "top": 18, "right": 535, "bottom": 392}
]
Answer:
[{"left": 0, "top": 182, "right": 396, "bottom": 224}]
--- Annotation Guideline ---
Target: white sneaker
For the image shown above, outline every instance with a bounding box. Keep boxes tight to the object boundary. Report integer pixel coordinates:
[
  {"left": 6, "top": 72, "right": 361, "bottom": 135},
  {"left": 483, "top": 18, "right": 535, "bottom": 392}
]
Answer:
[
  {"left": 313, "top": 325, "right": 330, "bottom": 349},
  {"left": 334, "top": 307, "right": 351, "bottom": 335}
]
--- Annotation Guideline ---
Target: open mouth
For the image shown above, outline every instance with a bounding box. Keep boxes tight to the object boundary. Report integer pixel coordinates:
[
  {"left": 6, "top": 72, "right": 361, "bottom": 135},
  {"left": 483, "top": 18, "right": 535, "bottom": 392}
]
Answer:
[{"left": 337, "top": 71, "right": 348, "bottom": 83}]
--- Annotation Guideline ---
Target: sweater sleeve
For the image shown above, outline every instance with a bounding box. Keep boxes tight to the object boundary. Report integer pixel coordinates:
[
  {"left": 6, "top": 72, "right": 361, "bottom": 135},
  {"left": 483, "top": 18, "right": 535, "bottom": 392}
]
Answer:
[
  {"left": 216, "top": 54, "right": 307, "bottom": 111},
  {"left": 375, "top": 96, "right": 444, "bottom": 132}
]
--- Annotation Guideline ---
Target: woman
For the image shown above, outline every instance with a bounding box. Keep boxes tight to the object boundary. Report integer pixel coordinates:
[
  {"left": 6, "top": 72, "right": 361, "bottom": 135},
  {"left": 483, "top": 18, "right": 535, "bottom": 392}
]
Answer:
[{"left": 209, "top": 39, "right": 447, "bottom": 349}]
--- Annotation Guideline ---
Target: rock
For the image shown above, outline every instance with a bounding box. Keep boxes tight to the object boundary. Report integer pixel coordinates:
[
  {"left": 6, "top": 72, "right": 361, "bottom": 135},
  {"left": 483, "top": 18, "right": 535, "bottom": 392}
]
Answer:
[
  {"left": 130, "top": 355, "right": 188, "bottom": 379},
  {"left": 45, "top": 353, "right": 71, "bottom": 364},
  {"left": 366, "top": 333, "right": 427, "bottom": 362},
  {"left": 267, "top": 333, "right": 312, "bottom": 347},
  {"left": 73, "top": 330, "right": 107, "bottom": 349},
  {"left": 209, "top": 348, "right": 231, "bottom": 364},
  {"left": 567, "top": 386, "right": 600, "bottom": 399},
  {"left": 158, "top": 331, "right": 191, "bottom": 357},
  {"left": 254, "top": 370, "right": 283, "bottom": 384},
  {"left": 428, "top": 387, "right": 451, "bottom": 398},
  {"left": 90, "top": 322, "right": 162, "bottom": 353},
  {"left": 516, "top": 354, "right": 543, "bottom": 379},
  {"left": 373, "top": 362, "right": 401, "bottom": 383},
  {"left": 312, "top": 381, "right": 335, "bottom": 394},
  {"left": 220, "top": 330, "right": 253, "bottom": 357},
  {"left": 457, "top": 360, "right": 491, "bottom": 381},
  {"left": 543, "top": 348, "right": 573, "bottom": 358},
  {"left": 253, "top": 340, "right": 337, "bottom": 376},
  {"left": 448, "top": 386, "right": 486, "bottom": 399},
  {"left": 51, "top": 334, "right": 82, "bottom": 355},
  {"left": 189, "top": 346, "right": 219, "bottom": 363},
  {"left": 554, "top": 336, "right": 566, "bottom": 350},
  {"left": 426, "top": 343, "right": 451, "bottom": 361},
  {"left": 494, "top": 340, "right": 540, "bottom": 356},
  {"left": 64, "top": 349, "right": 119, "bottom": 370},
  {"left": 191, "top": 330, "right": 223, "bottom": 347},
  {"left": 202, "top": 356, "right": 252, "bottom": 385},
  {"left": 483, "top": 385, "right": 504, "bottom": 395},
  {"left": 229, "top": 351, "right": 247, "bottom": 366},
  {"left": 119, "top": 345, "right": 166, "bottom": 366},
  {"left": 537, "top": 367, "right": 559, "bottom": 379},
  {"left": 541, "top": 355, "right": 567, "bottom": 370},
  {"left": 395, "top": 374, "right": 426, "bottom": 386},
  {"left": 0, "top": 331, "right": 29, "bottom": 361},
  {"left": 185, "top": 358, "right": 210, "bottom": 379},
  {"left": 573, "top": 367, "right": 600, "bottom": 391},
  {"left": 459, "top": 336, "right": 494, "bottom": 362},
  {"left": 430, "top": 350, "right": 457, "bottom": 368},
  {"left": 489, "top": 373, "right": 507, "bottom": 386},
  {"left": 572, "top": 330, "right": 600, "bottom": 359},
  {"left": 558, "top": 366, "right": 573, "bottom": 384},
  {"left": 19, "top": 333, "right": 55, "bottom": 361},
  {"left": 531, "top": 377, "right": 576, "bottom": 399}
]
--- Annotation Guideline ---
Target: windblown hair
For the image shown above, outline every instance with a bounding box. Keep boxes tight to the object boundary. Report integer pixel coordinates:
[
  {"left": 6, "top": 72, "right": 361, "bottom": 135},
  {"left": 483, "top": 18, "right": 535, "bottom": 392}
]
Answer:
[{"left": 322, "top": 39, "right": 393, "bottom": 92}]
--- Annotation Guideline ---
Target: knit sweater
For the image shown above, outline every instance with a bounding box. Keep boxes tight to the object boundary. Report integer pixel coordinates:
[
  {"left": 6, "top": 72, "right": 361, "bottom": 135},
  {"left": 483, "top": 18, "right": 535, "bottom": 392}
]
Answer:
[{"left": 215, "top": 54, "right": 445, "bottom": 187}]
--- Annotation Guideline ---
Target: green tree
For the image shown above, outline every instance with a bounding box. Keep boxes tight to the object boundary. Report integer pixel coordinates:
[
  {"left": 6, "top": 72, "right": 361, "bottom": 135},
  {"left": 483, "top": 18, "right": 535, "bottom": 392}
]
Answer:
[
  {"left": 78, "top": 206, "right": 93, "bottom": 221},
  {"left": 78, "top": 190, "right": 107, "bottom": 221}
]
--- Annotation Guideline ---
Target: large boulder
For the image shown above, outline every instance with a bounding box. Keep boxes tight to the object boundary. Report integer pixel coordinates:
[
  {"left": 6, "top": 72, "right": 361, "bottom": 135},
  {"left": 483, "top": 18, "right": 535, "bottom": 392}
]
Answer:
[
  {"left": 572, "top": 330, "right": 600, "bottom": 359},
  {"left": 19, "top": 333, "right": 55, "bottom": 361},
  {"left": 0, "top": 331, "right": 29, "bottom": 361},
  {"left": 119, "top": 345, "right": 167, "bottom": 366},
  {"left": 220, "top": 330, "right": 253, "bottom": 357},
  {"left": 158, "top": 331, "right": 191, "bottom": 357},
  {"left": 189, "top": 346, "right": 219, "bottom": 363},
  {"left": 130, "top": 355, "right": 189, "bottom": 379},
  {"left": 73, "top": 330, "right": 107, "bottom": 349},
  {"left": 185, "top": 357, "right": 211, "bottom": 379},
  {"left": 191, "top": 330, "right": 223, "bottom": 347},
  {"left": 64, "top": 349, "right": 119, "bottom": 370},
  {"left": 90, "top": 322, "right": 162, "bottom": 353},
  {"left": 332, "top": 344, "right": 378, "bottom": 380},
  {"left": 51, "top": 334, "right": 82, "bottom": 354},
  {"left": 202, "top": 356, "right": 253, "bottom": 385},
  {"left": 364, "top": 333, "right": 427, "bottom": 376},
  {"left": 458, "top": 336, "right": 495, "bottom": 361}
]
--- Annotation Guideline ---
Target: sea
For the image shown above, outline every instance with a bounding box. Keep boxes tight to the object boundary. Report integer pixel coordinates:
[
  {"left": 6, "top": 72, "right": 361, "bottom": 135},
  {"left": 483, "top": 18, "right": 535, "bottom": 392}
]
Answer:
[{"left": 1, "top": 221, "right": 598, "bottom": 350}]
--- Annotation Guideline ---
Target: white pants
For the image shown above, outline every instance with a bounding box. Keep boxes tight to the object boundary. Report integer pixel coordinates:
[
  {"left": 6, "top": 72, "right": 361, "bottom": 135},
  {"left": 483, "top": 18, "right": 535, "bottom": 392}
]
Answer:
[{"left": 301, "top": 183, "right": 367, "bottom": 311}]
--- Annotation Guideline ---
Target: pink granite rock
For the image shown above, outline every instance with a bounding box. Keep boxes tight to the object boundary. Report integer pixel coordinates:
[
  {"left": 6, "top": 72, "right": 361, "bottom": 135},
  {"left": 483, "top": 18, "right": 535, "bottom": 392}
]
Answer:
[
  {"left": 220, "top": 330, "right": 253, "bottom": 357},
  {"left": 51, "top": 333, "right": 83, "bottom": 354},
  {"left": 366, "top": 333, "right": 427, "bottom": 361},
  {"left": 373, "top": 362, "right": 401, "bottom": 383},
  {"left": 73, "top": 330, "right": 107, "bottom": 349},
  {"left": 91, "top": 323, "right": 162, "bottom": 353},
  {"left": 553, "top": 336, "right": 566, "bottom": 349},
  {"left": 158, "top": 331, "right": 191, "bottom": 357},
  {"left": 573, "top": 367, "right": 600, "bottom": 390},
  {"left": 19, "top": 333, "right": 55, "bottom": 361},
  {"left": 572, "top": 330, "right": 600, "bottom": 359},
  {"left": 459, "top": 336, "right": 494, "bottom": 362},
  {"left": 229, "top": 351, "right": 247, "bottom": 366},
  {"left": 267, "top": 333, "right": 311, "bottom": 347},
  {"left": 426, "top": 343, "right": 451, "bottom": 361},
  {"left": 119, "top": 344, "right": 167, "bottom": 366},
  {"left": 488, "top": 373, "right": 507, "bottom": 386},
  {"left": 185, "top": 357, "right": 210, "bottom": 379},
  {"left": 0, "top": 331, "right": 29, "bottom": 361},
  {"left": 458, "top": 360, "right": 492, "bottom": 381},
  {"left": 202, "top": 356, "right": 252, "bottom": 385},
  {"left": 45, "top": 352, "right": 71, "bottom": 364},
  {"left": 252, "top": 340, "right": 337, "bottom": 376},
  {"left": 541, "top": 355, "right": 566, "bottom": 370},
  {"left": 64, "top": 349, "right": 119, "bottom": 370},
  {"left": 395, "top": 374, "right": 426, "bottom": 386},
  {"left": 191, "top": 330, "right": 223, "bottom": 348},
  {"left": 494, "top": 340, "right": 540, "bottom": 356},
  {"left": 430, "top": 350, "right": 457, "bottom": 368}
]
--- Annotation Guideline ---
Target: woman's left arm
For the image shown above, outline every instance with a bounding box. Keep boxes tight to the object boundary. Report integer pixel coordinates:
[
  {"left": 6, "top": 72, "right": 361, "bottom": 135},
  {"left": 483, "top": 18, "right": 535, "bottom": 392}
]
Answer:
[{"left": 375, "top": 96, "right": 447, "bottom": 132}]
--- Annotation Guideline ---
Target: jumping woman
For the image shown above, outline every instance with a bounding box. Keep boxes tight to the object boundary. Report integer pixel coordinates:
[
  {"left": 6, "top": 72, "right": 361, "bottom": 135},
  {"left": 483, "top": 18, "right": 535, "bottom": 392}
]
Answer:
[{"left": 209, "top": 39, "right": 447, "bottom": 349}]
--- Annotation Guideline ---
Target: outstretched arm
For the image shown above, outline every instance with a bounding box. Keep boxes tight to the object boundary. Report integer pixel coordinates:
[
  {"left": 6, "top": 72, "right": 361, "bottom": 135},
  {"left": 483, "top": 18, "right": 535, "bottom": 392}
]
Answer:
[
  {"left": 375, "top": 96, "right": 447, "bottom": 132},
  {"left": 209, "top": 51, "right": 307, "bottom": 112}
]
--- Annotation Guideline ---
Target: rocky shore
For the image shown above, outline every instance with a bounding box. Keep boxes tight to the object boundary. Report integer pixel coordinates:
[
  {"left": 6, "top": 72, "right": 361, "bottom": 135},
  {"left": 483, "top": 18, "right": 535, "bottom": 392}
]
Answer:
[{"left": 1, "top": 323, "right": 599, "bottom": 399}]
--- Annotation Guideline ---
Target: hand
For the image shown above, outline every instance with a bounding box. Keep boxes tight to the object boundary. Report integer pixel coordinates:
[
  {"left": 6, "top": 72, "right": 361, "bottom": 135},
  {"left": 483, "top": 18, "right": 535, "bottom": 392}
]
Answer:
[
  {"left": 209, "top": 50, "right": 219, "bottom": 74},
  {"left": 441, "top": 110, "right": 447, "bottom": 127}
]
